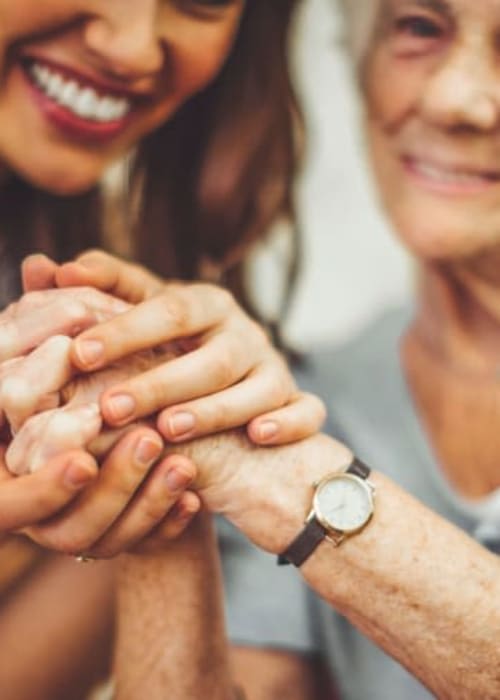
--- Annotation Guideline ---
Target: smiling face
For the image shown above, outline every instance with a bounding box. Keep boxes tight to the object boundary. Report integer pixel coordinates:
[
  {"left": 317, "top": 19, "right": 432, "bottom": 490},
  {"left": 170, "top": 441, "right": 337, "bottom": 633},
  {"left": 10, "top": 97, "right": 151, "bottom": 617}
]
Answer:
[
  {"left": 363, "top": 0, "right": 500, "bottom": 261},
  {"left": 0, "top": 0, "right": 244, "bottom": 194}
]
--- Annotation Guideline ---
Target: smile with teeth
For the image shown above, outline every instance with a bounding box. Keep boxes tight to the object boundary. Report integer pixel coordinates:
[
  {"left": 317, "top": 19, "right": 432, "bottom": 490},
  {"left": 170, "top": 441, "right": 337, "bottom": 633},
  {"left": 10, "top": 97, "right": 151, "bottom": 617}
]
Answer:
[
  {"left": 409, "top": 158, "right": 500, "bottom": 186},
  {"left": 28, "top": 61, "right": 132, "bottom": 124}
]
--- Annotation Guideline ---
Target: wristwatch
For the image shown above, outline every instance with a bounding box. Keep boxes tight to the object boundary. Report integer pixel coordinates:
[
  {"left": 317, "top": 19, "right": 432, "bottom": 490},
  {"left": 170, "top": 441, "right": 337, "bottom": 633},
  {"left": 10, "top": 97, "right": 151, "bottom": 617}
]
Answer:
[{"left": 277, "top": 457, "right": 375, "bottom": 567}]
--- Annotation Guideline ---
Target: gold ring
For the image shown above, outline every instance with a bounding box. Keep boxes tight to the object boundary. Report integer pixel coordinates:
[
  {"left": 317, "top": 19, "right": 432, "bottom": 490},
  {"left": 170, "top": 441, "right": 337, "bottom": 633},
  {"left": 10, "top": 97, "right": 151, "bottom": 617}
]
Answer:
[{"left": 75, "top": 554, "right": 96, "bottom": 563}]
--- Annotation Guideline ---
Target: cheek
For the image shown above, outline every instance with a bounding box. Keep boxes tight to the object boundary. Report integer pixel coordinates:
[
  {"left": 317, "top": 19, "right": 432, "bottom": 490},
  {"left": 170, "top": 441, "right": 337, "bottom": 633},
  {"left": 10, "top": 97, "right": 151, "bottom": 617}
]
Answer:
[
  {"left": 368, "top": 127, "right": 500, "bottom": 259},
  {"left": 167, "top": 15, "right": 239, "bottom": 99},
  {"left": 363, "top": 49, "right": 427, "bottom": 127},
  {"left": 0, "top": 2, "right": 81, "bottom": 47}
]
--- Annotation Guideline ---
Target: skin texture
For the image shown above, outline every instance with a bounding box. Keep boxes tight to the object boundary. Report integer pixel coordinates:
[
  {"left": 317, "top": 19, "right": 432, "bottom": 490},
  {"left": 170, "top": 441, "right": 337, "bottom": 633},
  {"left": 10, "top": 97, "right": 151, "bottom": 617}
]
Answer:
[
  {"left": 0, "top": 0, "right": 245, "bottom": 192},
  {"left": 114, "top": 431, "right": 500, "bottom": 699},
  {"left": 364, "top": 0, "right": 500, "bottom": 500},
  {"left": 112, "top": 1, "right": 500, "bottom": 698},
  {"left": 0, "top": 262, "right": 325, "bottom": 559},
  {"left": 0, "top": 555, "right": 115, "bottom": 700}
]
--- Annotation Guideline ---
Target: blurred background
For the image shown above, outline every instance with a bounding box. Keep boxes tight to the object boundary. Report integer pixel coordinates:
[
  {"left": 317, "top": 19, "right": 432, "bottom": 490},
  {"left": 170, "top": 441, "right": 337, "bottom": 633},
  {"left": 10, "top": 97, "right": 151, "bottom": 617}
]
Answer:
[{"left": 253, "top": 0, "right": 411, "bottom": 347}]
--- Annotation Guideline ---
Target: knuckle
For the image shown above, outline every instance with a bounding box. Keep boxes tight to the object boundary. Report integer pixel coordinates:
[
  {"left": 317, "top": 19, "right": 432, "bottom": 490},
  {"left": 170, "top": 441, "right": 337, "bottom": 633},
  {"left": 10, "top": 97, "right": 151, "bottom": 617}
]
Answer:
[
  {"left": 195, "top": 399, "right": 230, "bottom": 433},
  {"left": 211, "top": 348, "right": 237, "bottom": 387},
  {"left": 247, "top": 319, "right": 270, "bottom": 347},
  {"left": 159, "top": 294, "right": 190, "bottom": 334},
  {"left": 265, "top": 370, "right": 291, "bottom": 406},
  {"left": 78, "top": 249, "right": 108, "bottom": 265}
]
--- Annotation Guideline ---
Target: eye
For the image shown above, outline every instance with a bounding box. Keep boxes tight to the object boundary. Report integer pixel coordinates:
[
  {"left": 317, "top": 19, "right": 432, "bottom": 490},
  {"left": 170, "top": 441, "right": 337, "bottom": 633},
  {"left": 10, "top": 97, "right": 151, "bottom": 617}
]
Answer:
[
  {"left": 392, "top": 13, "right": 447, "bottom": 55},
  {"left": 174, "top": 0, "right": 238, "bottom": 20},
  {"left": 181, "top": 0, "right": 236, "bottom": 10},
  {"left": 396, "top": 15, "right": 443, "bottom": 38}
]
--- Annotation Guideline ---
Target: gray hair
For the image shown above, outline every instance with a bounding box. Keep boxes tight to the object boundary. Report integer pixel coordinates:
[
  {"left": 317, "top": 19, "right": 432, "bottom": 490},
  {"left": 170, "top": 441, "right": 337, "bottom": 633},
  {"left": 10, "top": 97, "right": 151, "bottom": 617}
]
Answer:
[{"left": 337, "top": 0, "right": 380, "bottom": 63}]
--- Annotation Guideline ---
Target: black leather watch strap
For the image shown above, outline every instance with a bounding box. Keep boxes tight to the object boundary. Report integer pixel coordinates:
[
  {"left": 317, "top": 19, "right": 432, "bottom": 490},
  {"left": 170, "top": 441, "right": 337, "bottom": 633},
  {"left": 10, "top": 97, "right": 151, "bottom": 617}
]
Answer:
[
  {"left": 277, "top": 516, "right": 326, "bottom": 567},
  {"left": 277, "top": 457, "right": 371, "bottom": 567},
  {"left": 346, "top": 457, "right": 371, "bottom": 480}
]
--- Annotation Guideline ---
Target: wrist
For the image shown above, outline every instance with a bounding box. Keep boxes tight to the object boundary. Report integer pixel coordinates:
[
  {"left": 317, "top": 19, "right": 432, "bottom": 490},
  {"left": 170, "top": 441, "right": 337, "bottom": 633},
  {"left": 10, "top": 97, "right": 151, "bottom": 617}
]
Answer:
[{"left": 216, "top": 434, "right": 354, "bottom": 555}]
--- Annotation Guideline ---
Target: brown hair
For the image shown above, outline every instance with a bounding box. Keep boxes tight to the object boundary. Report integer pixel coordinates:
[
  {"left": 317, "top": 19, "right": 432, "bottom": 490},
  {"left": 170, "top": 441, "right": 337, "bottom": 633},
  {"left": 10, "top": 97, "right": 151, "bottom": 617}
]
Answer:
[{"left": 1, "top": 0, "right": 302, "bottom": 337}]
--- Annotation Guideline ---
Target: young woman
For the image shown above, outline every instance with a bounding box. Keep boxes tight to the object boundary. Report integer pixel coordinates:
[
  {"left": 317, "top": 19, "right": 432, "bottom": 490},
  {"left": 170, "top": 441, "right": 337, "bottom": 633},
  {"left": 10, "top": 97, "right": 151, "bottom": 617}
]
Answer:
[
  {"left": 98, "top": 1, "right": 500, "bottom": 698},
  {"left": 0, "top": 2, "right": 327, "bottom": 697}
]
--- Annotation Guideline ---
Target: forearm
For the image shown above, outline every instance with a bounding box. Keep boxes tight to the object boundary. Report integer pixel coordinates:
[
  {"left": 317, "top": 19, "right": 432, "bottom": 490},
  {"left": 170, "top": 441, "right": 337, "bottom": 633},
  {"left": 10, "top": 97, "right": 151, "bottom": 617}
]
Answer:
[
  {"left": 0, "top": 555, "right": 115, "bottom": 700},
  {"left": 183, "top": 432, "right": 500, "bottom": 699},
  {"left": 299, "top": 472, "right": 500, "bottom": 699},
  {"left": 113, "top": 513, "right": 234, "bottom": 700}
]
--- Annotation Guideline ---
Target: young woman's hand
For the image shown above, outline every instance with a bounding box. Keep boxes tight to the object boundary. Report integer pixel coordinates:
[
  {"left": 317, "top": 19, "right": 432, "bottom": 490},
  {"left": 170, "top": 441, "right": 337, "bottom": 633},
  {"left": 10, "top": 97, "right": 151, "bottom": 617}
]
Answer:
[
  {"left": 22, "top": 251, "right": 326, "bottom": 447},
  {"left": 21, "top": 423, "right": 200, "bottom": 560},
  {"left": 0, "top": 444, "right": 98, "bottom": 537},
  {"left": 0, "top": 337, "right": 198, "bottom": 557}
]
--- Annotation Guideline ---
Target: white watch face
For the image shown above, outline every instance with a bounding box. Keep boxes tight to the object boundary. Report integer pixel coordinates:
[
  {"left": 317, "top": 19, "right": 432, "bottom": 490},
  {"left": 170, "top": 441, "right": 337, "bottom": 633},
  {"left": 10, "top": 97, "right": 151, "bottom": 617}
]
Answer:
[{"left": 315, "top": 474, "right": 373, "bottom": 533}]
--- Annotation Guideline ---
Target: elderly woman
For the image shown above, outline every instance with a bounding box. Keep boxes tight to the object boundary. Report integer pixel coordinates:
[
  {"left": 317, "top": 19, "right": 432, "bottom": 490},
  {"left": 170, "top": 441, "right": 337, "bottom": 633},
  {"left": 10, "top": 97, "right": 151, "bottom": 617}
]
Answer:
[{"left": 91, "top": 0, "right": 500, "bottom": 698}]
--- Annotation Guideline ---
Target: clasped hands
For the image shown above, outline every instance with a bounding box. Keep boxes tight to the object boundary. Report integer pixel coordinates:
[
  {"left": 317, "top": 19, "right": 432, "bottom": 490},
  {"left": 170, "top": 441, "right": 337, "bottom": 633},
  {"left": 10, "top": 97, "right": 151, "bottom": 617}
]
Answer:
[{"left": 0, "top": 250, "right": 327, "bottom": 559}]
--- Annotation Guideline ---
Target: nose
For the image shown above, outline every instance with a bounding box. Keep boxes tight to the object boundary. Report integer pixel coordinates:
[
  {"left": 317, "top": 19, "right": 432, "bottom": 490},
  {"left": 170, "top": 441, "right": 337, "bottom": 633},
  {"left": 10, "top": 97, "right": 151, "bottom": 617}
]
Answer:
[
  {"left": 84, "top": 1, "right": 164, "bottom": 82},
  {"left": 420, "top": 43, "right": 500, "bottom": 132}
]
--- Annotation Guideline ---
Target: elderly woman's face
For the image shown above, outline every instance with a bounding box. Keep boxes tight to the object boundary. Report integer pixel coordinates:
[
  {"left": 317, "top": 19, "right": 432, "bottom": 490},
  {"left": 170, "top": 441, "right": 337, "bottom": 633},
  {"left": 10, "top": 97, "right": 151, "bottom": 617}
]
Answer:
[
  {"left": 0, "top": 1, "right": 244, "bottom": 194},
  {"left": 364, "top": 0, "right": 500, "bottom": 261}
]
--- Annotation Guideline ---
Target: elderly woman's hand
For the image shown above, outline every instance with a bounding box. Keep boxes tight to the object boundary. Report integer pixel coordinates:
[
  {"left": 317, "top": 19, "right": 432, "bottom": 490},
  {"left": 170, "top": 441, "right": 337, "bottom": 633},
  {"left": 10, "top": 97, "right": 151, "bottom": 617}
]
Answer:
[
  {"left": 22, "top": 251, "right": 327, "bottom": 447},
  {"left": 0, "top": 340, "right": 199, "bottom": 557}
]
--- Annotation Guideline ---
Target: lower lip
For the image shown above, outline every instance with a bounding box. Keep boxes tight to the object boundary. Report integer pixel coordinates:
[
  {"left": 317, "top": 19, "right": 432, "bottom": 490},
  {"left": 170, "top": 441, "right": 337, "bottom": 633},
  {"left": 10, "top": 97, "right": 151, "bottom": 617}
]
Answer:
[
  {"left": 401, "top": 157, "right": 499, "bottom": 197},
  {"left": 21, "top": 63, "right": 135, "bottom": 144}
]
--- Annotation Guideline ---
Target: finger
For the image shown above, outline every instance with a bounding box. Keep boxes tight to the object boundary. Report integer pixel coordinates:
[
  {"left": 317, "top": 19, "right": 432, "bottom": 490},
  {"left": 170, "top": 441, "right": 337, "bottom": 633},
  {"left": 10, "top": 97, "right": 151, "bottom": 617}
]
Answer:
[
  {"left": 28, "top": 428, "right": 164, "bottom": 555},
  {"left": 0, "top": 299, "right": 95, "bottom": 362},
  {"left": 157, "top": 361, "right": 293, "bottom": 442},
  {"left": 6, "top": 403, "right": 102, "bottom": 475},
  {"left": 88, "top": 456, "right": 197, "bottom": 558},
  {"left": 21, "top": 254, "right": 59, "bottom": 292},
  {"left": 70, "top": 283, "right": 233, "bottom": 371},
  {"left": 134, "top": 490, "right": 201, "bottom": 554},
  {"left": 0, "top": 290, "right": 128, "bottom": 363},
  {"left": 0, "top": 335, "right": 73, "bottom": 432},
  {"left": 0, "top": 447, "right": 98, "bottom": 533},
  {"left": 55, "top": 250, "right": 165, "bottom": 303},
  {"left": 247, "top": 392, "right": 327, "bottom": 445},
  {"left": 100, "top": 331, "right": 252, "bottom": 426}
]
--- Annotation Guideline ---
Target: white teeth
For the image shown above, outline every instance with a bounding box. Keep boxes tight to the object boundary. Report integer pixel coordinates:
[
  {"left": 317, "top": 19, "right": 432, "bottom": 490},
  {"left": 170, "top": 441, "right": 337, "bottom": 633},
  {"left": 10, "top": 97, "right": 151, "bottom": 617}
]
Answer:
[
  {"left": 74, "top": 88, "right": 99, "bottom": 119},
  {"left": 96, "top": 97, "right": 118, "bottom": 122},
  {"left": 415, "top": 161, "right": 490, "bottom": 185},
  {"left": 28, "top": 61, "right": 131, "bottom": 124},
  {"left": 59, "top": 81, "right": 78, "bottom": 108},
  {"left": 47, "top": 73, "right": 63, "bottom": 99}
]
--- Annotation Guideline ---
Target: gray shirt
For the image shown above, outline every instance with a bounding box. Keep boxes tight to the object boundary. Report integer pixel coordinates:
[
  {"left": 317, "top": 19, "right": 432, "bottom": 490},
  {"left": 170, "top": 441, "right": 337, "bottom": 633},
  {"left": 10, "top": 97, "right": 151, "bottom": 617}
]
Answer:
[{"left": 219, "top": 307, "right": 500, "bottom": 699}]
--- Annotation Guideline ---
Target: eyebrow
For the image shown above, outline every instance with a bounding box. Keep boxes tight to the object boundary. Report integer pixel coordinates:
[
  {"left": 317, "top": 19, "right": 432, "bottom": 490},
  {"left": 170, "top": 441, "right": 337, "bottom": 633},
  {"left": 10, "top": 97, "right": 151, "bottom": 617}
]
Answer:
[{"left": 399, "top": 0, "right": 455, "bottom": 20}]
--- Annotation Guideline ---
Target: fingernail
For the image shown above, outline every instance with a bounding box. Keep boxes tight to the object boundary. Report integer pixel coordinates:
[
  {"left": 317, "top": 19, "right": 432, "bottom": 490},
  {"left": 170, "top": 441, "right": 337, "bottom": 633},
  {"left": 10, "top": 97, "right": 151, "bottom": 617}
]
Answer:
[
  {"left": 135, "top": 437, "right": 162, "bottom": 467},
  {"left": 106, "top": 394, "right": 136, "bottom": 423},
  {"left": 257, "top": 421, "right": 278, "bottom": 441},
  {"left": 166, "top": 468, "right": 192, "bottom": 493},
  {"left": 75, "top": 339, "right": 104, "bottom": 367},
  {"left": 65, "top": 463, "right": 96, "bottom": 489},
  {"left": 168, "top": 412, "right": 195, "bottom": 438}
]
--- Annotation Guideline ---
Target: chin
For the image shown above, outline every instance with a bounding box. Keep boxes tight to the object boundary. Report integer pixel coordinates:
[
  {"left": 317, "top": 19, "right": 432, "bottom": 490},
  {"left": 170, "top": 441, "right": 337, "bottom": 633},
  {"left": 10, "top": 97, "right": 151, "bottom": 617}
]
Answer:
[
  {"left": 11, "top": 157, "right": 102, "bottom": 195},
  {"left": 389, "top": 210, "right": 499, "bottom": 262}
]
